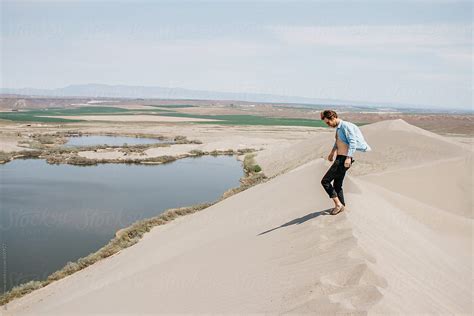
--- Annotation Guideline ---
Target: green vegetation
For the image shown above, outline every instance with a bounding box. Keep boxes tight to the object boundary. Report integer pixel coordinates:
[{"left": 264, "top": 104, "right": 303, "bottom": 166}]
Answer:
[
  {"left": 0, "top": 112, "right": 84, "bottom": 123},
  {"left": 243, "top": 153, "right": 262, "bottom": 173},
  {"left": 0, "top": 106, "right": 172, "bottom": 123},
  {"left": 0, "top": 106, "right": 369, "bottom": 128},
  {"left": 145, "top": 104, "right": 197, "bottom": 108},
  {"left": 157, "top": 112, "right": 328, "bottom": 127}
]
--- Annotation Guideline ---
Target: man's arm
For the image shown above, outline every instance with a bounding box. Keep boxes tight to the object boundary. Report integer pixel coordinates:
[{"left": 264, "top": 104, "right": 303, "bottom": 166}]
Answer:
[
  {"left": 327, "top": 141, "right": 337, "bottom": 161},
  {"left": 343, "top": 125, "right": 357, "bottom": 157}
]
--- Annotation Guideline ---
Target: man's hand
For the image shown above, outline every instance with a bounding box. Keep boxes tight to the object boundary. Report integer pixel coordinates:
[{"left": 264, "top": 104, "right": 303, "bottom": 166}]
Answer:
[
  {"left": 344, "top": 157, "right": 352, "bottom": 168},
  {"left": 327, "top": 152, "right": 335, "bottom": 161}
]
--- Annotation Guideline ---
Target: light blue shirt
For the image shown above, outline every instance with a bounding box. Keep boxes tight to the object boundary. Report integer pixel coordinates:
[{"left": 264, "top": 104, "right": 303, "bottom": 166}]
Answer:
[{"left": 332, "top": 119, "right": 372, "bottom": 157}]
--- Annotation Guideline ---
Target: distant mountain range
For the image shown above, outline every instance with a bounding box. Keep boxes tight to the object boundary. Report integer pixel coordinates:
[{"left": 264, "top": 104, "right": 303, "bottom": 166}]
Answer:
[
  {"left": 0, "top": 84, "right": 468, "bottom": 113},
  {"left": 0, "top": 84, "right": 374, "bottom": 106}
]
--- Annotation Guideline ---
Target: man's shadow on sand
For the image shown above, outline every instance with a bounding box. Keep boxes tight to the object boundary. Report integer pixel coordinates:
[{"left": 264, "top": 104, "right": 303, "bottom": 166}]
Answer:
[{"left": 257, "top": 208, "right": 333, "bottom": 236}]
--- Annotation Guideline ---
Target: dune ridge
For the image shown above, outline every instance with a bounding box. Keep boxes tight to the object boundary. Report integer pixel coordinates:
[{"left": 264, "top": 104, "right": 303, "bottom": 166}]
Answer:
[{"left": 2, "top": 119, "right": 472, "bottom": 314}]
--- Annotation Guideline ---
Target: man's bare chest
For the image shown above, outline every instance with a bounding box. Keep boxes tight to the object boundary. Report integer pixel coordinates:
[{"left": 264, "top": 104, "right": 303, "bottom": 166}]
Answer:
[{"left": 335, "top": 129, "right": 348, "bottom": 150}]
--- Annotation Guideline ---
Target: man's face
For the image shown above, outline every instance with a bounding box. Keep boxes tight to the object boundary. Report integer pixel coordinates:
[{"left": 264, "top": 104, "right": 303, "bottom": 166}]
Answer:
[{"left": 323, "top": 117, "right": 338, "bottom": 128}]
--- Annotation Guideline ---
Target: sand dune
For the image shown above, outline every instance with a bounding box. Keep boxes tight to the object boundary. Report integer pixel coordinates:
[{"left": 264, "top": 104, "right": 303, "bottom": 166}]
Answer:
[
  {"left": 255, "top": 119, "right": 471, "bottom": 178},
  {"left": 2, "top": 119, "right": 472, "bottom": 314},
  {"left": 360, "top": 155, "right": 472, "bottom": 218}
]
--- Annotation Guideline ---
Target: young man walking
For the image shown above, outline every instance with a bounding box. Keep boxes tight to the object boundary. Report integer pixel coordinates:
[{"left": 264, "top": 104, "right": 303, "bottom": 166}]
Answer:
[{"left": 320, "top": 110, "right": 371, "bottom": 215}]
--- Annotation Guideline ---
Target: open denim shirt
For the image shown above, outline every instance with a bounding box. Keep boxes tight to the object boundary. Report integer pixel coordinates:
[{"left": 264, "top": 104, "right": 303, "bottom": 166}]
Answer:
[{"left": 332, "top": 119, "right": 372, "bottom": 157}]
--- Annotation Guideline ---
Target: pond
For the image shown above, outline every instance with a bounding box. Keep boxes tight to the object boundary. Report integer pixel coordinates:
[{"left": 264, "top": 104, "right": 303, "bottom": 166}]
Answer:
[
  {"left": 0, "top": 155, "right": 244, "bottom": 293},
  {"left": 64, "top": 135, "right": 172, "bottom": 147}
]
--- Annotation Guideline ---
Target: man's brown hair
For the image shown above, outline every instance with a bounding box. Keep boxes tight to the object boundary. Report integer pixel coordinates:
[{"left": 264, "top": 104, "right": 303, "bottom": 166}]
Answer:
[{"left": 320, "top": 110, "right": 338, "bottom": 120}]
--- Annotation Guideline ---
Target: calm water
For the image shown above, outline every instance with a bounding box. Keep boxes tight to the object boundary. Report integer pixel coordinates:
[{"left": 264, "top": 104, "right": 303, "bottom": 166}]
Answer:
[
  {"left": 0, "top": 156, "right": 243, "bottom": 293},
  {"left": 65, "top": 135, "right": 171, "bottom": 147}
]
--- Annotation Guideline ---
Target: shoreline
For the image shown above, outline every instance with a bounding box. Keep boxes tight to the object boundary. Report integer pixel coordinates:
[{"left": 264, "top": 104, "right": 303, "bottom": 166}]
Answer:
[{"left": 0, "top": 150, "right": 267, "bottom": 305}]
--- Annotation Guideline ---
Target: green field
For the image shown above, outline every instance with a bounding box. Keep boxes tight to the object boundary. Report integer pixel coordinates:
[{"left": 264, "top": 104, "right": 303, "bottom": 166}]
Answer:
[
  {"left": 0, "top": 106, "right": 172, "bottom": 123},
  {"left": 145, "top": 104, "right": 197, "bottom": 108},
  {"left": 156, "top": 112, "right": 328, "bottom": 127},
  {"left": 0, "top": 106, "right": 367, "bottom": 127}
]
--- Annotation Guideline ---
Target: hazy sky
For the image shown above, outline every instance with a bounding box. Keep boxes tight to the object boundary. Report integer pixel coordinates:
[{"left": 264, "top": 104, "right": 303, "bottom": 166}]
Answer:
[{"left": 1, "top": 0, "right": 472, "bottom": 109}]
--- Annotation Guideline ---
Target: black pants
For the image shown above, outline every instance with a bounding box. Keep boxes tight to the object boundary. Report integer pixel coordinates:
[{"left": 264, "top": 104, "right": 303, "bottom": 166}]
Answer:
[{"left": 321, "top": 155, "right": 354, "bottom": 206}]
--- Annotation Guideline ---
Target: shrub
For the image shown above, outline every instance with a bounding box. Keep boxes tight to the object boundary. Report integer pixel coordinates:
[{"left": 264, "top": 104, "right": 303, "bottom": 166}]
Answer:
[{"left": 243, "top": 153, "right": 262, "bottom": 174}]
